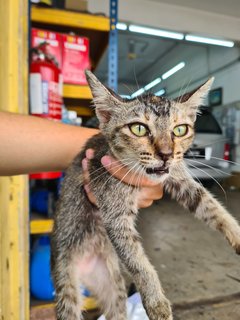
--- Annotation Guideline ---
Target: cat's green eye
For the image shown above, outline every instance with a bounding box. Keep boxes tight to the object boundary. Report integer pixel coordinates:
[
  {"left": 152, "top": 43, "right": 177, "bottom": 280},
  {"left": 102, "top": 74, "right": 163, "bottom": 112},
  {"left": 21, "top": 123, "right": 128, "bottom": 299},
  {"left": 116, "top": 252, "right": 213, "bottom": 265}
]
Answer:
[
  {"left": 173, "top": 125, "right": 188, "bottom": 137},
  {"left": 130, "top": 123, "right": 148, "bottom": 137}
]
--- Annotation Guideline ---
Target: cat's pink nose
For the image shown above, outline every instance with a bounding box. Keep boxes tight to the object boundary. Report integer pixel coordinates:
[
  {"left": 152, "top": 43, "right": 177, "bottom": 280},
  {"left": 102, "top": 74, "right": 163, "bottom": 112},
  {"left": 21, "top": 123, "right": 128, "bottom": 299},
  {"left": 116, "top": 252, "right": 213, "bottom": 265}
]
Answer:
[{"left": 158, "top": 151, "right": 173, "bottom": 163}]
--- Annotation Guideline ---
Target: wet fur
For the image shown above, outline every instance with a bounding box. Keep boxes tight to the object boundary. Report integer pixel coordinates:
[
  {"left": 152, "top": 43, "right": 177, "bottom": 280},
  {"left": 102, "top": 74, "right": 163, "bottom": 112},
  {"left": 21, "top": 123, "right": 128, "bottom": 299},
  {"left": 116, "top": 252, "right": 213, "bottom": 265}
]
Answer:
[{"left": 51, "top": 72, "right": 240, "bottom": 320}]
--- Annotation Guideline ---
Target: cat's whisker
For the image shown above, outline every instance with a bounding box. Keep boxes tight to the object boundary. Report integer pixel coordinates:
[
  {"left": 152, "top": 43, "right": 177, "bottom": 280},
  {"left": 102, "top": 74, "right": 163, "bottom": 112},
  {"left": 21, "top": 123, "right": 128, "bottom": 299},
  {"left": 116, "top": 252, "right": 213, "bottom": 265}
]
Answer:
[
  {"left": 187, "top": 162, "right": 227, "bottom": 200},
  {"left": 127, "top": 163, "right": 142, "bottom": 189},
  {"left": 186, "top": 158, "right": 232, "bottom": 177},
  {"left": 185, "top": 154, "right": 240, "bottom": 167},
  {"left": 185, "top": 166, "right": 204, "bottom": 188},
  {"left": 138, "top": 165, "right": 148, "bottom": 190},
  {"left": 176, "top": 77, "right": 190, "bottom": 104},
  {"left": 98, "top": 160, "right": 137, "bottom": 194},
  {"left": 133, "top": 164, "right": 145, "bottom": 191},
  {"left": 176, "top": 76, "right": 193, "bottom": 103},
  {"left": 133, "top": 63, "right": 140, "bottom": 92},
  {"left": 87, "top": 159, "right": 135, "bottom": 188},
  {"left": 86, "top": 157, "right": 134, "bottom": 179},
  {"left": 122, "top": 83, "right": 135, "bottom": 96},
  {"left": 181, "top": 77, "right": 193, "bottom": 101},
  {"left": 116, "top": 162, "right": 140, "bottom": 188},
  {"left": 189, "top": 138, "right": 228, "bottom": 149}
]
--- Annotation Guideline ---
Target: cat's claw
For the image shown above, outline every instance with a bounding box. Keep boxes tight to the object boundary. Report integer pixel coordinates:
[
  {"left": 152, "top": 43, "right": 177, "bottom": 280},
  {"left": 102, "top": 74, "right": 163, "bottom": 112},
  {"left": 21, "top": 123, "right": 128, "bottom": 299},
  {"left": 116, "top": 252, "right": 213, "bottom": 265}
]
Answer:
[
  {"left": 226, "top": 228, "right": 240, "bottom": 255},
  {"left": 233, "top": 240, "right": 240, "bottom": 255},
  {"left": 231, "top": 232, "right": 240, "bottom": 255}
]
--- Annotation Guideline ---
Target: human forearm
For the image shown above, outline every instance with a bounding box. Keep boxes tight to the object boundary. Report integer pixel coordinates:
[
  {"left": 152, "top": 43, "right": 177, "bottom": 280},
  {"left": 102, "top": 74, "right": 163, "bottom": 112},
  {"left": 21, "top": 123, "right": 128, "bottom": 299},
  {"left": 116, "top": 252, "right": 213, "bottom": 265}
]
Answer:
[{"left": 0, "top": 112, "right": 98, "bottom": 175}]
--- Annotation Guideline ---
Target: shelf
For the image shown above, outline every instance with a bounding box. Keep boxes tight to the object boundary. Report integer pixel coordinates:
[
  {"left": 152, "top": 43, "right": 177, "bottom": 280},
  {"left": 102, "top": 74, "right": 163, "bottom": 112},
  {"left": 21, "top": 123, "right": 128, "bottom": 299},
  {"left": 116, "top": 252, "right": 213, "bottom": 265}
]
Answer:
[
  {"left": 30, "top": 217, "right": 53, "bottom": 234},
  {"left": 31, "top": 6, "right": 109, "bottom": 69},
  {"left": 31, "top": 6, "right": 109, "bottom": 32},
  {"left": 66, "top": 105, "right": 94, "bottom": 117},
  {"left": 30, "top": 297, "right": 98, "bottom": 317},
  {"left": 63, "top": 85, "right": 94, "bottom": 116},
  {"left": 63, "top": 84, "right": 92, "bottom": 99}
]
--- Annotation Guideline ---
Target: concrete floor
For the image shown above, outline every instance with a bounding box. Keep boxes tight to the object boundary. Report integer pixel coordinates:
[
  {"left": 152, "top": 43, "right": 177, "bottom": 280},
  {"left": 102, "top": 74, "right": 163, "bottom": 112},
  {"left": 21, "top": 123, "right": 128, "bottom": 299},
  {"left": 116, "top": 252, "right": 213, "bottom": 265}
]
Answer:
[
  {"left": 137, "top": 187, "right": 240, "bottom": 320},
  {"left": 32, "top": 187, "right": 240, "bottom": 320}
]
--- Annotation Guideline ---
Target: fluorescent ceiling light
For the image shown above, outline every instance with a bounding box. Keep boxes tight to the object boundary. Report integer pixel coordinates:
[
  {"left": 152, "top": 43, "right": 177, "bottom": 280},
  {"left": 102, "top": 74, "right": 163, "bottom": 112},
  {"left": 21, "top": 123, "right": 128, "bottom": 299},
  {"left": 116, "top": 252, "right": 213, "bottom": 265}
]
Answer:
[
  {"left": 162, "top": 62, "right": 185, "bottom": 80},
  {"left": 129, "top": 24, "right": 184, "bottom": 40},
  {"left": 155, "top": 89, "right": 165, "bottom": 96},
  {"left": 185, "top": 35, "right": 234, "bottom": 47},
  {"left": 144, "top": 78, "right": 161, "bottom": 91},
  {"left": 120, "top": 94, "right": 131, "bottom": 99},
  {"left": 131, "top": 88, "right": 145, "bottom": 98},
  {"left": 117, "top": 22, "right": 128, "bottom": 30}
]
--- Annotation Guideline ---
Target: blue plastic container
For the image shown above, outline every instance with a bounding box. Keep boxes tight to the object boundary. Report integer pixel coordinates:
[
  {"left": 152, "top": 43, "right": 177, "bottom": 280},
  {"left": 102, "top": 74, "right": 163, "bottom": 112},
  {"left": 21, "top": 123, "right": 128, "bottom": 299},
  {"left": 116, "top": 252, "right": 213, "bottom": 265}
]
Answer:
[{"left": 30, "top": 236, "right": 55, "bottom": 300}]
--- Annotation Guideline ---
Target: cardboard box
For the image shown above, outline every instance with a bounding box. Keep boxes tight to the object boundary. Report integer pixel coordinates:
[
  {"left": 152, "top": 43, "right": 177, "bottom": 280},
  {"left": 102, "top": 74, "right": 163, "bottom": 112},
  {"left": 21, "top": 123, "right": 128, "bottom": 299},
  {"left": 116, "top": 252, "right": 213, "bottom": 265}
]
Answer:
[
  {"left": 31, "top": 28, "right": 62, "bottom": 68},
  {"left": 62, "top": 34, "right": 90, "bottom": 85},
  {"left": 65, "top": 0, "right": 88, "bottom": 11}
]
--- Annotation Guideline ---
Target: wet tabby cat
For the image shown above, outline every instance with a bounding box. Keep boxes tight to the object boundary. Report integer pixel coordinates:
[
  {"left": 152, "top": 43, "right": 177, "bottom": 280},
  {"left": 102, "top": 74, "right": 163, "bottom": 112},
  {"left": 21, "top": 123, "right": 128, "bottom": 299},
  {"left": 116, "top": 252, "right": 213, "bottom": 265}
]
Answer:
[{"left": 51, "top": 71, "right": 240, "bottom": 320}]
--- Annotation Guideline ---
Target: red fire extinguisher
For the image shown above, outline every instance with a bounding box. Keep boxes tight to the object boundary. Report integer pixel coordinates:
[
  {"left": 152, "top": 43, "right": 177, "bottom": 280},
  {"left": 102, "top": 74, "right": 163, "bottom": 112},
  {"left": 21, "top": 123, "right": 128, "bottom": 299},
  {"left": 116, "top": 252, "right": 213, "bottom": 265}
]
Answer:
[
  {"left": 30, "top": 42, "right": 63, "bottom": 121},
  {"left": 30, "top": 43, "right": 63, "bottom": 179}
]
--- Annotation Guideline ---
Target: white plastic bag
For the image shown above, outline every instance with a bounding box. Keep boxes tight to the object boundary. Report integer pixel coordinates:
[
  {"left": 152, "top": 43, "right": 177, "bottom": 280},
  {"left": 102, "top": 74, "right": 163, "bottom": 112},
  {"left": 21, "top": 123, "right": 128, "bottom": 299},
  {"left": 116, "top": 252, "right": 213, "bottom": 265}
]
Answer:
[{"left": 97, "top": 293, "right": 149, "bottom": 320}]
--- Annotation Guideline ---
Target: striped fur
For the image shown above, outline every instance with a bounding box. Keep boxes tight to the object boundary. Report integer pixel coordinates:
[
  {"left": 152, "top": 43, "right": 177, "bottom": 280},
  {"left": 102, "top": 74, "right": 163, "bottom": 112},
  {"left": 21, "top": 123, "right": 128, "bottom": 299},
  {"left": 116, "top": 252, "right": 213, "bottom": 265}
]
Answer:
[{"left": 51, "top": 72, "right": 240, "bottom": 320}]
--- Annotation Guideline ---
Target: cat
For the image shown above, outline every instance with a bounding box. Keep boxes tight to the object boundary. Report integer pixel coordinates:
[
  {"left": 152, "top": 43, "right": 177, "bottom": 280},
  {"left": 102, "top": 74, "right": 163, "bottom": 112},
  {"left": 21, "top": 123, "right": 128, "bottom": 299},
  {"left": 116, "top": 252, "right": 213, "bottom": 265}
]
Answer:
[{"left": 51, "top": 70, "right": 240, "bottom": 320}]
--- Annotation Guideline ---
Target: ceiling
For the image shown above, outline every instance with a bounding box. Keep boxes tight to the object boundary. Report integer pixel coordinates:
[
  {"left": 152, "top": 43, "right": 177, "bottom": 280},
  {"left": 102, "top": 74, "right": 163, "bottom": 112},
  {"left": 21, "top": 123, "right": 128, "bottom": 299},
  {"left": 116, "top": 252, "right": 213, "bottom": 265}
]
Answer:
[
  {"left": 95, "top": 0, "right": 240, "bottom": 97},
  {"left": 96, "top": 32, "right": 176, "bottom": 84},
  {"left": 145, "top": 0, "right": 240, "bottom": 18}
]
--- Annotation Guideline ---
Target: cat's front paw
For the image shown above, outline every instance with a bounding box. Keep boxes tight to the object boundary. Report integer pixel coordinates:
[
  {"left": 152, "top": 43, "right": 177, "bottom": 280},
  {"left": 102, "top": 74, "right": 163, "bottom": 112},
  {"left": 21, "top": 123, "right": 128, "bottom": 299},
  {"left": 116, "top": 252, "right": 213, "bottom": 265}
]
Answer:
[{"left": 145, "top": 298, "right": 173, "bottom": 320}]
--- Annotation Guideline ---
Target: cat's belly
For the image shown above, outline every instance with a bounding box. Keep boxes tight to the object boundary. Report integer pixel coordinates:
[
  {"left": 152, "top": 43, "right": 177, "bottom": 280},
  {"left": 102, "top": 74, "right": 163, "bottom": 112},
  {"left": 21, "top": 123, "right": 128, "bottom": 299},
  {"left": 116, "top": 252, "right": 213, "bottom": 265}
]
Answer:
[{"left": 75, "top": 254, "right": 100, "bottom": 276}]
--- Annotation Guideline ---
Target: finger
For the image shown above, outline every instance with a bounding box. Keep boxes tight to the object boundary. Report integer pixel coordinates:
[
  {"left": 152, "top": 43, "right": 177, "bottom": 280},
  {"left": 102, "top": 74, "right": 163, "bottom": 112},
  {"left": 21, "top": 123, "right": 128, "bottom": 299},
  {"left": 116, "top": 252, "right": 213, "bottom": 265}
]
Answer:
[
  {"left": 82, "top": 158, "right": 90, "bottom": 184},
  {"left": 86, "top": 148, "right": 95, "bottom": 160},
  {"left": 101, "top": 155, "right": 159, "bottom": 187},
  {"left": 140, "top": 185, "right": 164, "bottom": 201},
  {"left": 82, "top": 159, "right": 97, "bottom": 206},
  {"left": 84, "top": 184, "right": 97, "bottom": 205},
  {"left": 138, "top": 199, "right": 154, "bottom": 209}
]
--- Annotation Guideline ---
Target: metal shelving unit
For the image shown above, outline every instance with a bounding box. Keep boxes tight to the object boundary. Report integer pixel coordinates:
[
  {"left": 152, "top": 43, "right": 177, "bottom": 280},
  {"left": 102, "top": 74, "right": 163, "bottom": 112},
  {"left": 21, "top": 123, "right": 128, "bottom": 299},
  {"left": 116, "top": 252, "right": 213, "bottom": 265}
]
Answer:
[
  {"left": 0, "top": 2, "right": 117, "bottom": 319},
  {"left": 29, "top": 5, "right": 111, "bottom": 315}
]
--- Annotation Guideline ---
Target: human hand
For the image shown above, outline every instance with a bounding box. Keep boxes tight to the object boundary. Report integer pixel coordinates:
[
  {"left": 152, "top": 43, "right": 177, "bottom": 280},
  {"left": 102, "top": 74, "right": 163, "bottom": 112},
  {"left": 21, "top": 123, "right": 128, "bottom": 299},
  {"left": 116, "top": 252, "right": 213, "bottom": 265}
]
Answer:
[{"left": 82, "top": 149, "right": 163, "bottom": 208}]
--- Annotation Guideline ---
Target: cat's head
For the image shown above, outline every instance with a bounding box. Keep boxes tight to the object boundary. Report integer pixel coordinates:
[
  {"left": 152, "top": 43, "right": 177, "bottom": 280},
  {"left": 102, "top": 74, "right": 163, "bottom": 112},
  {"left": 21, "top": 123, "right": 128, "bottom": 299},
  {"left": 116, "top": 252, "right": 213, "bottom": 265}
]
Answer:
[{"left": 86, "top": 70, "right": 213, "bottom": 182}]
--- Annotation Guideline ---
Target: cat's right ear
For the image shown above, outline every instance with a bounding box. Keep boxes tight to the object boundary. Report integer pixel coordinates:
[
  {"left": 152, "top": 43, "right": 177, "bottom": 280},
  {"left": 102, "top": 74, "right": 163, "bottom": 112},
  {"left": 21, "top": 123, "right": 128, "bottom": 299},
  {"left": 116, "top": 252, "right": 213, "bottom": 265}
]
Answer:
[{"left": 85, "top": 70, "right": 122, "bottom": 123}]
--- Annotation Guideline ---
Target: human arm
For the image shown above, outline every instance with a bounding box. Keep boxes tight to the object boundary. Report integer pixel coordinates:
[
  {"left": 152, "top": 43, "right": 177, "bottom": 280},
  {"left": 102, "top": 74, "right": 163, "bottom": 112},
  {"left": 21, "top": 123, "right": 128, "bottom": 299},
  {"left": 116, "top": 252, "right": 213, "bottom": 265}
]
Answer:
[{"left": 0, "top": 111, "right": 98, "bottom": 175}]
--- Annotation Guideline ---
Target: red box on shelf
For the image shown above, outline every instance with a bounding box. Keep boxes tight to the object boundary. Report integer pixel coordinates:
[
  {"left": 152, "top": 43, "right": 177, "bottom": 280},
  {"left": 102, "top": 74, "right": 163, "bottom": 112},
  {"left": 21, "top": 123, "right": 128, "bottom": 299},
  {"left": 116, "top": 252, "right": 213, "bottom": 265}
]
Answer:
[
  {"left": 31, "top": 28, "right": 62, "bottom": 69},
  {"left": 62, "top": 34, "right": 90, "bottom": 85}
]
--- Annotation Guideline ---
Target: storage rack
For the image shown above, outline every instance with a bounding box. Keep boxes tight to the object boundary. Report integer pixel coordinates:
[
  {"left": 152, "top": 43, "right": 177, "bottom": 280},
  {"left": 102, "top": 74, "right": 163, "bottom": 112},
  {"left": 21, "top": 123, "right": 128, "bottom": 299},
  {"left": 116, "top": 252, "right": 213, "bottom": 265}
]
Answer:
[
  {"left": 29, "top": 5, "right": 110, "bottom": 315},
  {"left": 0, "top": 2, "right": 114, "bottom": 319},
  {"left": 29, "top": 3, "right": 110, "bottom": 238}
]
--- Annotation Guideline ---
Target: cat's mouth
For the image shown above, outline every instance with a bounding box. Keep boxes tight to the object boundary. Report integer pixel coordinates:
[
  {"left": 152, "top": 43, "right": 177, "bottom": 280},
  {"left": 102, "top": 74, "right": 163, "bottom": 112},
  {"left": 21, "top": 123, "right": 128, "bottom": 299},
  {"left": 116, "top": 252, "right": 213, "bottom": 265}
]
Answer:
[{"left": 146, "top": 166, "right": 169, "bottom": 175}]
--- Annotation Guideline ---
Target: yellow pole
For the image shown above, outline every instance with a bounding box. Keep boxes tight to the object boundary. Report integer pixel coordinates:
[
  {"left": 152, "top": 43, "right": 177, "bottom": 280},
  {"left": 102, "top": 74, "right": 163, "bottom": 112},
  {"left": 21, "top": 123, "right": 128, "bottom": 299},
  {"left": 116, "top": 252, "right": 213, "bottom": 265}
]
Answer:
[{"left": 0, "top": 0, "right": 29, "bottom": 320}]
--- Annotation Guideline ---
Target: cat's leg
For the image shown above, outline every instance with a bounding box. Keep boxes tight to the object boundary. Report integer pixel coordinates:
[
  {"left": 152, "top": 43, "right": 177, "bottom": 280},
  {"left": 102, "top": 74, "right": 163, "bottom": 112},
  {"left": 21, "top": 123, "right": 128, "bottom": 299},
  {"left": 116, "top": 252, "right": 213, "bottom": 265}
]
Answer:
[
  {"left": 99, "top": 209, "right": 172, "bottom": 320},
  {"left": 166, "top": 165, "right": 240, "bottom": 254},
  {"left": 52, "top": 252, "right": 84, "bottom": 320},
  {"left": 81, "top": 243, "right": 127, "bottom": 320}
]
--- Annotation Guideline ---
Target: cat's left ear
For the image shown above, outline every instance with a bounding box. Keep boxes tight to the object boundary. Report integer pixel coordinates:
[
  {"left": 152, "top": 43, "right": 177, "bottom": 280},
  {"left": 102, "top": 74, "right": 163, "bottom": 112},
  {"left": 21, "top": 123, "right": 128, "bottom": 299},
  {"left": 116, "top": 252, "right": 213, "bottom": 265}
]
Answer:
[
  {"left": 178, "top": 77, "right": 214, "bottom": 107},
  {"left": 85, "top": 70, "right": 123, "bottom": 123},
  {"left": 176, "top": 77, "right": 214, "bottom": 122}
]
